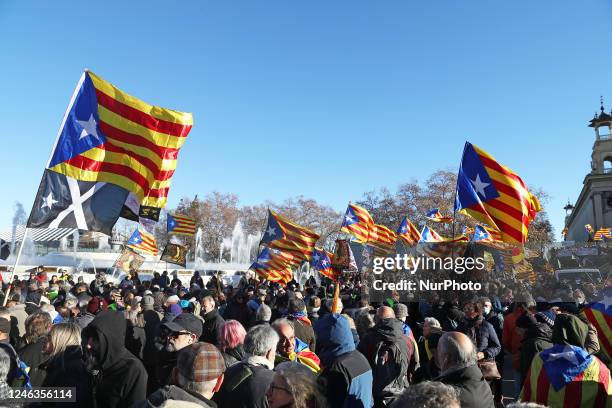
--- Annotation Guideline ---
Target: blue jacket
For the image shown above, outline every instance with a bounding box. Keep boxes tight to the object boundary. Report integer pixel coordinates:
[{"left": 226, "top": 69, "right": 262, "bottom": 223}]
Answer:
[{"left": 316, "top": 313, "right": 373, "bottom": 408}]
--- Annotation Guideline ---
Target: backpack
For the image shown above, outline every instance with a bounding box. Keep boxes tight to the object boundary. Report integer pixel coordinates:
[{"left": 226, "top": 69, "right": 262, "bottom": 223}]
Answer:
[
  {"left": 371, "top": 340, "right": 409, "bottom": 401},
  {"left": 0, "top": 342, "right": 32, "bottom": 389}
]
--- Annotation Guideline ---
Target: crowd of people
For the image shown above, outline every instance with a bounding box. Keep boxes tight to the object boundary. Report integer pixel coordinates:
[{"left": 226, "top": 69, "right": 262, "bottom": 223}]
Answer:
[{"left": 0, "top": 264, "right": 610, "bottom": 408}]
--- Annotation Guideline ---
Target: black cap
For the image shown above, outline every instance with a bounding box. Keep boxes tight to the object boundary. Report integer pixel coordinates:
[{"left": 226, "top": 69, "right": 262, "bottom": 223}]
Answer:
[{"left": 162, "top": 313, "right": 203, "bottom": 338}]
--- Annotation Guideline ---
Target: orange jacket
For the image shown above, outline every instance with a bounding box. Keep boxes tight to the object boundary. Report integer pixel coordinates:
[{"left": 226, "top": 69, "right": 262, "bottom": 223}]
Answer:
[{"left": 503, "top": 308, "right": 525, "bottom": 370}]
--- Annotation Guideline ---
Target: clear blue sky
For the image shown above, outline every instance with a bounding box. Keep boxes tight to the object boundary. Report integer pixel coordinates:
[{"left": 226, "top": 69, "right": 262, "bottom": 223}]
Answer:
[{"left": 1, "top": 1, "right": 611, "bottom": 239}]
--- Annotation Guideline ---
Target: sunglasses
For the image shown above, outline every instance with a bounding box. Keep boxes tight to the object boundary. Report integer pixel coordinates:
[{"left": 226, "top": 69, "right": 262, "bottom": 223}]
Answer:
[
  {"left": 169, "top": 331, "right": 192, "bottom": 338},
  {"left": 268, "top": 384, "right": 291, "bottom": 394}
]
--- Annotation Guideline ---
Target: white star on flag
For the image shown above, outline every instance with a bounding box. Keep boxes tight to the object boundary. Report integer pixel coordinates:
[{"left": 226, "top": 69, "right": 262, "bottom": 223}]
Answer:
[
  {"left": 313, "top": 253, "right": 320, "bottom": 262},
  {"left": 77, "top": 114, "right": 100, "bottom": 141},
  {"left": 266, "top": 226, "right": 277, "bottom": 237},
  {"left": 470, "top": 174, "right": 490, "bottom": 198},
  {"left": 345, "top": 213, "right": 356, "bottom": 223},
  {"left": 546, "top": 346, "right": 580, "bottom": 366},
  {"left": 41, "top": 192, "right": 58, "bottom": 209},
  {"left": 601, "top": 291, "right": 612, "bottom": 311}
]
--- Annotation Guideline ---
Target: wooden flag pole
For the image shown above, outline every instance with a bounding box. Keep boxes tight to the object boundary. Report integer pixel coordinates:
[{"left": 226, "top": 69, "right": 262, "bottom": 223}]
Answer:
[{"left": 3, "top": 227, "right": 29, "bottom": 306}]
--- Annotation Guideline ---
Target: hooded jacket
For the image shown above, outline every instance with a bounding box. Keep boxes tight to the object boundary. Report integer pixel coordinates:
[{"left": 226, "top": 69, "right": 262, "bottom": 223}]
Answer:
[
  {"left": 82, "top": 310, "right": 148, "bottom": 408},
  {"left": 356, "top": 318, "right": 410, "bottom": 401},
  {"left": 316, "top": 313, "right": 373, "bottom": 408},
  {"left": 519, "top": 315, "right": 553, "bottom": 382},
  {"left": 436, "top": 364, "right": 495, "bottom": 408}
]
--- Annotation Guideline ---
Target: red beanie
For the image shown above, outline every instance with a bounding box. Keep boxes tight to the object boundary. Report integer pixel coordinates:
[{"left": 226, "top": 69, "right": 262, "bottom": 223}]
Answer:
[{"left": 87, "top": 296, "right": 109, "bottom": 315}]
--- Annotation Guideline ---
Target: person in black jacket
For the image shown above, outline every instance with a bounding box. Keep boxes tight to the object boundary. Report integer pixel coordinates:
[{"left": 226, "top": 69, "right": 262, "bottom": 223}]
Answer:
[
  {"left": 357, "top": 306, "right": 409, "bottom": 407},
  {"left": 81, "top": 310, "right": 148, "bottom": 408},
  {"left": 40, "top": 323, "right": 91, "bottom": 407},
  {"left": 214, "top": 324, "right": 279, "bottom": 408},
  {"left": 200, "top": 296, "right": 225, "bottom": 346},
  {"left": 457, "top": 300, "right": 501, "bottom": 363},
  {"left": 436, "top": 331, "right": 494, "bottom": 408},
  {"left": 18, "top": 311, "right": 52, "bottom": 387}
]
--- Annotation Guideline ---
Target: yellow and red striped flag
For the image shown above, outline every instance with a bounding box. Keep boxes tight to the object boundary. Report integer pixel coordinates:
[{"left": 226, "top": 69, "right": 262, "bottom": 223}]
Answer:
[
  {"left": 455, "top": 142, "right": 541, "bottom": 243},
  {"left": 260, "top": 210, "right": 319, "bottom": 263},
  {"left": 340, "top": 204, "right": 374, "bottom": 243},
  {"left": 594, "top": 227, "right": 612, "bottom": 241},
  {"left": 582, "top": 287, "right": 612, "bottom": 362},
  {"left": 127, "top": 228, "right": 158, "bottom": 256},
  {"left": 520, "top": 344, "right": 612, "bottom": 407},
  {"left": 397, "top": 217, "right": 421, "bottom": 246},
  {"left": 250, "top": 247, "right": 295, "bottom": 285},
  {"left": 46, "top": 70, "right": 193, "bottom": 215},
  {"left": 167, "top": 213, "right": 196, "bottom": 236},
  {"left": 368, "top": 223, "right": 397, "bottom": 253}
]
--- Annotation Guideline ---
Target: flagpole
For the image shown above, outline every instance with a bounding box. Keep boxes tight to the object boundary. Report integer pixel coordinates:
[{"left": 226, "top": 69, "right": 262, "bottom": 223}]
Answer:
[{"left": 3, "top": 228, "right": 29, "bottom": 306}]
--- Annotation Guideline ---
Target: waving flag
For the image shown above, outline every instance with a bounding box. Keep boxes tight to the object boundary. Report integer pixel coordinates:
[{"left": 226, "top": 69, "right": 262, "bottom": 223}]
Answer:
[
  {"left": 44, "top": 70, "right": 192, "bottom": 220},
  {"left": 419, "top": 226, "right": 445, "bottom": 243},
  {"left": 454, "top": 142, "right": 541, "bottom": 243},
  {"left": 340, "top": 204, "right": 373, "bottom": 243},
  {"left": 260, "top": 210, "right": 319, "bottom": 263},
  {"left": 250, "top": 247, "right": 294, "bottom": 284},
  {"left": 167, "top": 213, "right": 196, "bottom": 236},
  {"left": 127, "top": 228, "right": 158, "bottom": 256},
  {"left": 582, "top": 287, "right": 612, "bottom": 362},
  {"left": 473, "top": 225, "right": 502, "bottom": 243},
  {"left": 594, "top": 227, "right": 612, "bottom": 241},
  {"left": 397, "top": 217, "right": 421, "bottom": 246},
  {"left": 520, "top": 344, "right": 612, "bottom": 407},
  {"left": 368, "top": 224, "right": 397, "bottom": 253},
  {"left": 311, "top": 248, "right": 339, "bottom": 281},
  {"left": 425, "top": 208, "right": 453, "bottom": 223}
]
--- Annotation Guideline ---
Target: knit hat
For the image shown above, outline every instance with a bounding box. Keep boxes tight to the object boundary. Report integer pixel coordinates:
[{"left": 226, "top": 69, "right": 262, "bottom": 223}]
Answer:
[
  {"left": 177, "top": 342, "right": 225, "bottom": 383},
  {"left": 535, "top": 310, "right": 556, "bottom": 327},
  {"left": 166, "top": 295, "right": 180, "bottom": 304},
  {"left": 141, "top": 295, "right": 155, "bottom": 311}
]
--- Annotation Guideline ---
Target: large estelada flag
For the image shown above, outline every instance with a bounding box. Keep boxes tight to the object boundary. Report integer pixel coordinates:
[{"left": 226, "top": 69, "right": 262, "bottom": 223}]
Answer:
[
  {"left": 454, "top": 142, "right": 541, "bottom": 243},
  {"left": 29, "top": 70, "right": 192, "bottom": 232},
  {"left": 310, "top": 247, "right": 339, "bottom": 281},
  {"left": 582, "top": 287, "right": 612, "bottom": 361},
  {"left": 340, "top": 204, "right": 373, "bottom": 243},
  {"left": 473, "top": 225, "right": 503, "bottom": 243},
  {"left": 397, "top": 217, "right": 421, "bottom": 246},
  {"left": 520, "top": 344, "right": 612, "bottom": 407},
  {"left": 260, "top": 210, "right": 319, "bottom": 263},
  {"left": 127, "top": 228, "right": 158, "bottom": 256},
  {"left": 167, "top": 213, "right": 196, "bottom": 236}
]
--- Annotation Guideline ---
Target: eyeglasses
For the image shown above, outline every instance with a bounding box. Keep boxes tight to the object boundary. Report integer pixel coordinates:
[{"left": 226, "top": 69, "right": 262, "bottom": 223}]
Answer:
[{"left": 268, "top": 384, "right": 291, "bottom": 394}]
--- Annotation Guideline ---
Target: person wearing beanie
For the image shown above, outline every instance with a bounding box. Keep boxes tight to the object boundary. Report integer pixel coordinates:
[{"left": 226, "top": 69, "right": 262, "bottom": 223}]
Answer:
[
  {"left": 516, "top": 312, "right": 553, "bottom": 383},
  {"left": 135, "top": 342, "right": 225, "bottom": 408},
  {"left": 287, "top": 298, "right": 316, "bottom": 351}
]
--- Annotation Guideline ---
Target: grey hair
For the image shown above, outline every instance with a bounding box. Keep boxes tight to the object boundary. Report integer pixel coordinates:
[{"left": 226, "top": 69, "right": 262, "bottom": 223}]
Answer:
[
  {"left": 424, "top": 317, "right": 442, "bottom": 330},
  {"left": 256, "top": 304, "right": 272, "bottom": 322},
  {"left": 176, "top": 371, "right": 217, "bottom": 396},
  {"left": 325, "top": 298, "right": 343, "bottom": 313},
  {"left": 244, "top": 324, "right": 279, "bottom": 357},
  {"left": 0, "top": 347, "right": 10, "bottom": 382},
  {"left": 271, "top": 318, "right": 294, "bottom": 333},
  {"left": 439, "top": 333, "right": 477, "bottom": 368},
  {"left": 202, "top": 296, "right": 215, "bottom": 308},
  {"left": 391, "top": 381, "right": 459, "bottom": 408}
]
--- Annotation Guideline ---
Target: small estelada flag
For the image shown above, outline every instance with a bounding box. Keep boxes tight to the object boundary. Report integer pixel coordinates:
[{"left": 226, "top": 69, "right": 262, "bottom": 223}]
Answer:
[
  {"left": 160, "top": 242, "right": 188, "bottom": 267},
  {"left": 127, "top": 228, "right": 158, "bottom": 256},
  {"left": 167, "top": 213, "right": 196, "bottom": 236}
]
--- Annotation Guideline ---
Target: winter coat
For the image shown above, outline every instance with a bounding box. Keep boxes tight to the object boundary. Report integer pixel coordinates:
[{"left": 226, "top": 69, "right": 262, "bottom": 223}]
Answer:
[
  {"left": 357, "top": 318, "right": 410, "bottom": 404},
  {"left": 458, "top": 316, "right": 501, "bottom": 360},
  {"left": 316, "top": 313, "right": 373, "bottom": 408},
  {"left": 82, "top": 310, "right": 148, "bottom": 408},
  {"left": 39, "top": 346, "right": 92, "bottom": 407},
  {"left": 125, "top": 321, "right": 146, "bottom": 360},
  {"left": 200, "top": 309, "right": 225, "bottom": 346},
  {"left": 222, "top": 301, "right": 251, "bottom": 327},
  {"left": 221, "top": 345, "right": 245, "bottom": 369},
  {"left": 18, "top": 337, "right": 48, "bottom": 386},
  {"left": 436, "top": 364, "right": 495, "bottom": 408},
  {"left": 74, "top": 313, "right": 95, "bottom": 330},
  {"left": 213, "top": 356, "right": 275, "bottom": 408},
  {"left": 133, "top": 385, "right": 216, "bottom": 408},
  {"left": 519, "top": 320, "right": 553, "bottom": 382}
]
